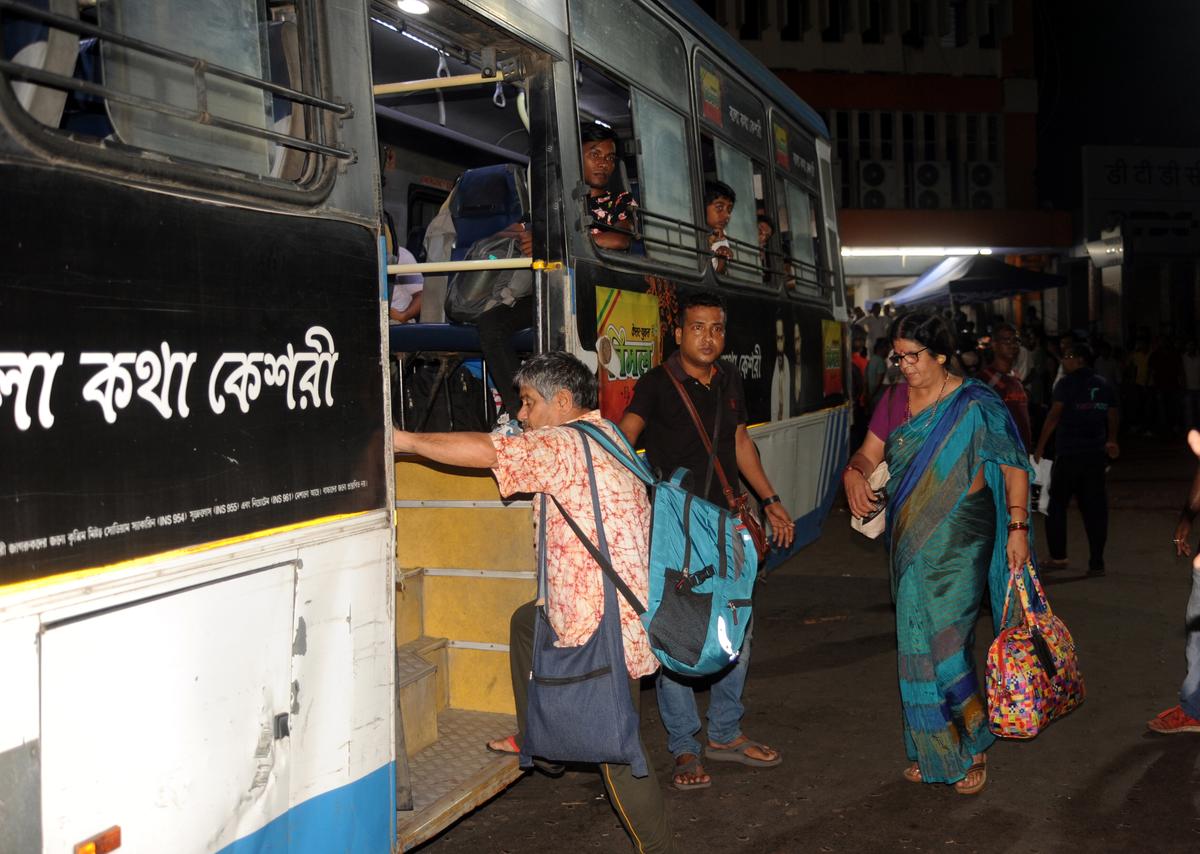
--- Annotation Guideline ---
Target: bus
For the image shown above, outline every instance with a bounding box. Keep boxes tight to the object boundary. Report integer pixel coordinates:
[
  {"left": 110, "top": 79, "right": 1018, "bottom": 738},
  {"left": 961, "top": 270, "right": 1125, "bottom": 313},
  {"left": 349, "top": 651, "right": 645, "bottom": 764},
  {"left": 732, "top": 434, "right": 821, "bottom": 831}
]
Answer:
[{"left": 0, "top": 0, "right": 848, "bottom": 851}]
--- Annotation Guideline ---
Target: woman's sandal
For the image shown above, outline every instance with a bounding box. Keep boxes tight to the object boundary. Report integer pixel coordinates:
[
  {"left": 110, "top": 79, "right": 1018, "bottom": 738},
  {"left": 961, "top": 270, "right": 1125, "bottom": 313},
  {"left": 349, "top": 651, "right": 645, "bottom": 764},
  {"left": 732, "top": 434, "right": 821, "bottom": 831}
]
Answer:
[
  {"left": 902, "top": 763, "right": 922, "bottom": 783},
  {"left": 672, "top": 754, "right": 712, "bottom": 791},
  {"left": 953, "top": 761, "right": 988, "bottom": 796}
]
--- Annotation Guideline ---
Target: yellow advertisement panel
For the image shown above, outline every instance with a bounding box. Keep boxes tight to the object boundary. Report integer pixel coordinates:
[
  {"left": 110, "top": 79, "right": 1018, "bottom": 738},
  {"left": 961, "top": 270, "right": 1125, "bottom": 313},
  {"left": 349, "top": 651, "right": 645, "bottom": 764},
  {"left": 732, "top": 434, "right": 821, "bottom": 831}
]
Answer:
[
  {"left": 822, "top": 319, "right": 844, "bottom": 397},
  {"left": 596, "top": 287, "right": 660, "bottom": 421}
]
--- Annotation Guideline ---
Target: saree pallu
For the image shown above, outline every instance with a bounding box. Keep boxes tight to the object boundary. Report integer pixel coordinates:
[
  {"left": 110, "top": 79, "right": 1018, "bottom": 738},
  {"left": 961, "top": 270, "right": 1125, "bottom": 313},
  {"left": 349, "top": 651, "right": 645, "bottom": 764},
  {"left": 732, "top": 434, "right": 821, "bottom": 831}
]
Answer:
[{"left": 885, "top": 379, "right": 1032, "bottom": 783}]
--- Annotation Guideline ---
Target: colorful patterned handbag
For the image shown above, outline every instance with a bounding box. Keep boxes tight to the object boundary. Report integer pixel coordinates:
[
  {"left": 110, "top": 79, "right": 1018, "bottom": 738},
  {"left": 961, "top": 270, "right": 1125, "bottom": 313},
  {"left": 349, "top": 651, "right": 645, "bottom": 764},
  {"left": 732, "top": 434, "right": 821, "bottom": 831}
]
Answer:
[{"left": 986, "top": 562, "right": 1085, "bottom": 739}]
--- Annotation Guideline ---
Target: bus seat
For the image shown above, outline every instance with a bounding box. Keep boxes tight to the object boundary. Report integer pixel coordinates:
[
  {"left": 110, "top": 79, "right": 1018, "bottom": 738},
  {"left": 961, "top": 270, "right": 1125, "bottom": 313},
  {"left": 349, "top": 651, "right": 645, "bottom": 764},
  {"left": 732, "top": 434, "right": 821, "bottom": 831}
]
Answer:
[
  {"left": 448, "top": 163, "right": 527, "bottom": 261},
  {"left": 2, "top": 0, "right": 79, "bottom": 128},
  {"left": 266, "top": 20, "right": 306, "bottom": 180},
  {"left": 389, "top": 322, "right": 533, "bottom": 356}
]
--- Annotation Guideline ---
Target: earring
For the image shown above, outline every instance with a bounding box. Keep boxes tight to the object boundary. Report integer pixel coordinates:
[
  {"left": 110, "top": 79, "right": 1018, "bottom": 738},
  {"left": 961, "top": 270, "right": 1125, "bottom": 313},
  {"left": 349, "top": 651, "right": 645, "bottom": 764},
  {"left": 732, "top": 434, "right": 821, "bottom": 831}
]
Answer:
[{"left": 937, "top": 355, "right": 946, "bottom": 364}]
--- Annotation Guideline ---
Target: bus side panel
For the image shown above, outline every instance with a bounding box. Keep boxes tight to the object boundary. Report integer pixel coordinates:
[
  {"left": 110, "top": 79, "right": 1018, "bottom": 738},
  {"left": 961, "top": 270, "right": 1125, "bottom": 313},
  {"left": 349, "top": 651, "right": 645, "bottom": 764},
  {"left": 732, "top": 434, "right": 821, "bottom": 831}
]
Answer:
[
  {"left": 0, "top": 165, "right": 386, "bottom": 586},
  {"left": 37, "top": 522, "right": 394, "bottom": 854},
  {"left": 0, "top": 614, "right": 40, "bottom": 852}
]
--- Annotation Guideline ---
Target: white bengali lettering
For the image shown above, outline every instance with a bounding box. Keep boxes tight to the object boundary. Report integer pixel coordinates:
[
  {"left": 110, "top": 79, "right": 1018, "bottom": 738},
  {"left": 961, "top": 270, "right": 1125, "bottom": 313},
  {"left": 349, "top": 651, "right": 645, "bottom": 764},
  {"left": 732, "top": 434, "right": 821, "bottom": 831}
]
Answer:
[
  {"left": 0, "top": 351, "right": 64, "bottom": 430},
  {"left": 135, "top": 342, "right": 197, "bottom": 419},
  {"left": 209, "top": 326, "right": 338, "bottom": 415},
  {"left": 80, "top": 352, "right": 136, "bottom": 424}
]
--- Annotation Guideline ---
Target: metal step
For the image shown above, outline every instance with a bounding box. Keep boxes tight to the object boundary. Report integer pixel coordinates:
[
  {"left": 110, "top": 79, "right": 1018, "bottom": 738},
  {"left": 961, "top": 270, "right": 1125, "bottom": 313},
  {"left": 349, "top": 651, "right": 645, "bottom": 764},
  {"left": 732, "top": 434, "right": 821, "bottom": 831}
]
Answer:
[{"left": 398, "top": 708, "right": 522, "bottom": 851}]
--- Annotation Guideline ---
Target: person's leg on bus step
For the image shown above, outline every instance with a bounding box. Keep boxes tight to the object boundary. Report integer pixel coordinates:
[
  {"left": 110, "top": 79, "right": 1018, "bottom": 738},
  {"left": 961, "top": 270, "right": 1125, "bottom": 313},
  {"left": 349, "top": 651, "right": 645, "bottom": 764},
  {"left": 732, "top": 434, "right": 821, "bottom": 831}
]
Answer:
[
  {"left": 601, "top": 678, "right": 675, "bottom": 854},
  {"left": 477, "top": 294, "right": 533, "bottom": 417},
  {"left": 509, "top": 600, "right": 536, "bottom": 739}
]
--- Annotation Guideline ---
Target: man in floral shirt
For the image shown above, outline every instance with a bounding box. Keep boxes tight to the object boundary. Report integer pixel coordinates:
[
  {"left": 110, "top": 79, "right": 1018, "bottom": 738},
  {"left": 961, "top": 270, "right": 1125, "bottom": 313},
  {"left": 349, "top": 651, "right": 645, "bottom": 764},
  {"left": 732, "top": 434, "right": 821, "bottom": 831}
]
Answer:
[
  {"left": 581, "top": 123, "right": 638, "bottom": 251},
  {"left": 393, "top": 352, "right": 673, "bottom": 853}
]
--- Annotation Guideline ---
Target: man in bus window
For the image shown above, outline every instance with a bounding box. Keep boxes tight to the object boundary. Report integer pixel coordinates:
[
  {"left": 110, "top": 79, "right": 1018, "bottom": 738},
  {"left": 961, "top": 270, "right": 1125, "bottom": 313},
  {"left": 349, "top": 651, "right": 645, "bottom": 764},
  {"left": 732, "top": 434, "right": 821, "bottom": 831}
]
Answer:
[
  {"left": 705, "top": 181, "right": 735, "bottom": 274},
  {"left": 581, "top": 123, "right": 637, "bottom": 251},
  {"left": 393, "top": 353, "right": 674, "bottom": 852},
  {"left": 618, "top": 292, "right": 793, "bottom": 791}
]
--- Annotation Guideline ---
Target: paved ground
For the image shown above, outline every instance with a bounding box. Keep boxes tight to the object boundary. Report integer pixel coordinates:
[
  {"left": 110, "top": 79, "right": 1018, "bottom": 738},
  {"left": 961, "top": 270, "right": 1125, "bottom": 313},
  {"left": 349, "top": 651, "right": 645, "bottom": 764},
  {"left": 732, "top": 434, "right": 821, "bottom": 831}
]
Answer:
[{"left": 423, "top": 437, "right": 1200, "bottom": 853}]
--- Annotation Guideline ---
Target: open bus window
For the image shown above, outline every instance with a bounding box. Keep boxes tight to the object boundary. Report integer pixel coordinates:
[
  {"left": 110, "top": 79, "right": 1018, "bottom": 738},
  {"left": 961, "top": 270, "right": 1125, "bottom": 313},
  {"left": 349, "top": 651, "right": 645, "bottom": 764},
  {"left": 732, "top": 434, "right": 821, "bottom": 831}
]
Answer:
[
  {"left": 0, "top": 1, "right": 340, "bottom": 186},
  {"left": 701, "top": 133, "right": 763, "bottom": 285},
  {"left": 574, "top": 62, "right": 639, "bottom": 254},
  {"left": 778, "top": 177, "right": 824, "bottom": 296}
]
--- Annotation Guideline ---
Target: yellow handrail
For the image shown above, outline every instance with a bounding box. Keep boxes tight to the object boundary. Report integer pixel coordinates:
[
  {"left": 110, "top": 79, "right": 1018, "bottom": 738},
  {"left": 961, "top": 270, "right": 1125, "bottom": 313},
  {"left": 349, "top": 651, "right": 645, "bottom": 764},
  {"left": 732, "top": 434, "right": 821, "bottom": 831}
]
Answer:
[
  {"left": 373, "top": 73, "right": 494, "bottom": 96},
  {"left": 387, "top": 258, "right": 562, "bottom": 275}
]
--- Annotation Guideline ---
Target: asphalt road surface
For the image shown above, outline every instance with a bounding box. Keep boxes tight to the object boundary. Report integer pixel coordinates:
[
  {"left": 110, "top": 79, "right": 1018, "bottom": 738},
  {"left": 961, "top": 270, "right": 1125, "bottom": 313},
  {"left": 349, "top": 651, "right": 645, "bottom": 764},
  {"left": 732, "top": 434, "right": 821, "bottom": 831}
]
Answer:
[{"left": 424, "top": 437, "right": 1200, "bottom": 853}]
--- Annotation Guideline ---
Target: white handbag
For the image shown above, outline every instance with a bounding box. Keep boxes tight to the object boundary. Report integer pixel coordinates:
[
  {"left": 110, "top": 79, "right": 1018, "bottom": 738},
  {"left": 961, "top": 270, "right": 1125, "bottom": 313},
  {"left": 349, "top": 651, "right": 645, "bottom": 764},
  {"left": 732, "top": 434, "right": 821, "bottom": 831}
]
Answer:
[{"left": 850, "top": 462, "right": 890, "bottom": 539}]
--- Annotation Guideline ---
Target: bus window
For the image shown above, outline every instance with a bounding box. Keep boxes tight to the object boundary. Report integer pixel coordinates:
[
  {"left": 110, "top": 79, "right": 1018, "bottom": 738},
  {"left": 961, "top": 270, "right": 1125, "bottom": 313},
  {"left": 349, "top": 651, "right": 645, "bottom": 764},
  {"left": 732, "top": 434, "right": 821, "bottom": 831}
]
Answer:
[
  {"left": 778, "top": 177, "right": 824, "bottom": 296},
  {"left": 703, "top": 135, "right": 761, "bottom": 284},
  {"left": 629, "top": 88, "right": 699, "bottom": 269},
  {"left": 0, "top": 0, "right": 340, "bottom": 186},
  {"left": 575, "top": 61, "right": 640, "bottom": 255}
]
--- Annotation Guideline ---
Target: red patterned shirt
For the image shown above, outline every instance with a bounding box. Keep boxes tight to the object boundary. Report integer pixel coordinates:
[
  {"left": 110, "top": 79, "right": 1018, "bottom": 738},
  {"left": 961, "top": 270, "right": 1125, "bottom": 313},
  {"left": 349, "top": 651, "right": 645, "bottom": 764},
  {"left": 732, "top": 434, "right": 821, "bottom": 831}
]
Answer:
[{"left": 490, "top": 411, "right": 656, "bottom": 678}]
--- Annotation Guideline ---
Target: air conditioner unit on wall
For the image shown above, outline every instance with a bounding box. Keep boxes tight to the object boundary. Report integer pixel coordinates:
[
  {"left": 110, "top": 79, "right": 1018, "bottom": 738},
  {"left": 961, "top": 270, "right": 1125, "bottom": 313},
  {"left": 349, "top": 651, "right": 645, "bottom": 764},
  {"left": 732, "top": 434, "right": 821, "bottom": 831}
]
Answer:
[
  {"left": 965, "top": 161, "right": 1005, "bottom": 209},
  {"left": 857, "top": 160, "right": 901, "bottom": 209},
  {"left": 912, "top": 161, "right": 952, "bottom": 209}
]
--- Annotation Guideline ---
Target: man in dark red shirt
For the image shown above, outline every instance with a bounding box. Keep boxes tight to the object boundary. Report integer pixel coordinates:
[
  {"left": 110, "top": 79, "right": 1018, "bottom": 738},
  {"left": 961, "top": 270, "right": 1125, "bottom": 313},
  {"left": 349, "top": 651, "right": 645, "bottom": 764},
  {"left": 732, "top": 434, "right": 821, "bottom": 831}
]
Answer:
[{"left": 979, "top": 322, "right": 1033, "bottom": 451}]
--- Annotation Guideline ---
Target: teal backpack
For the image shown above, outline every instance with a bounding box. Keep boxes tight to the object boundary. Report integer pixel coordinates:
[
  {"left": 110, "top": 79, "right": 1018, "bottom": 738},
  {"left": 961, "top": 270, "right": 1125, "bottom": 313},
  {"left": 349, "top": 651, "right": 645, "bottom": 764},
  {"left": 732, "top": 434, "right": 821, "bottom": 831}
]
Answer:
[{"left": 564, "top": 421, "right": 759, "bottom": 677}]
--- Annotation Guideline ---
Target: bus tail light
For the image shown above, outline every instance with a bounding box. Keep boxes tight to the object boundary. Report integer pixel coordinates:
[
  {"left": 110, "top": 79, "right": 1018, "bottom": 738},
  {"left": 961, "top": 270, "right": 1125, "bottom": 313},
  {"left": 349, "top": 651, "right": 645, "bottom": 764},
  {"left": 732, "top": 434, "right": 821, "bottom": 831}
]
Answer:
[{"left": 74, "top": 825, "right": 121, "bottom": 854}]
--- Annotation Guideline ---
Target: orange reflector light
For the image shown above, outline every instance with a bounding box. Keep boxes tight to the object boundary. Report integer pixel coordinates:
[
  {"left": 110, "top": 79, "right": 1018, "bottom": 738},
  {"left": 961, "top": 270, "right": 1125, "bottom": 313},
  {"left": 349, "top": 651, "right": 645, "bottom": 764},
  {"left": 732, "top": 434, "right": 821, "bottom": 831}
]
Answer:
[{"left": 74, "top": 825, "right": 121, "bottom": 854}]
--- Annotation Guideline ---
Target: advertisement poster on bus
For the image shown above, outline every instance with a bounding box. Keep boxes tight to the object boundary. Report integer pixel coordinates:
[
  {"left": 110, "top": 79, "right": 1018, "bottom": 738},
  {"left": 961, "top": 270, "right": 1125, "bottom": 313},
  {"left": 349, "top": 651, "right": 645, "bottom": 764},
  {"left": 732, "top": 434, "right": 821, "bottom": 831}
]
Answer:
[
  {"left": 0, "top": 170, "right": 386, "bottom": 585},
  {"left": 822, "top": 319, "right": 844, "bottom": 397},
  {"left": 596, "top": 286, "right": 659, "bottom": 421}
]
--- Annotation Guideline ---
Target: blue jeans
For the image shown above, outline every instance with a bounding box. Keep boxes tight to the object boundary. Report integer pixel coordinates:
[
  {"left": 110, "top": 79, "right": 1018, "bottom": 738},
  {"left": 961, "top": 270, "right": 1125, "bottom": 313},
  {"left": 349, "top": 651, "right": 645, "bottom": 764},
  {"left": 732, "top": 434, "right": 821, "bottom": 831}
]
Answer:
[
  {"left": 1182, "top": 568, "right": 1200, "bottom": 719},
  {"left": 656, "top": 624, "right": 752, "bottom": 758}
]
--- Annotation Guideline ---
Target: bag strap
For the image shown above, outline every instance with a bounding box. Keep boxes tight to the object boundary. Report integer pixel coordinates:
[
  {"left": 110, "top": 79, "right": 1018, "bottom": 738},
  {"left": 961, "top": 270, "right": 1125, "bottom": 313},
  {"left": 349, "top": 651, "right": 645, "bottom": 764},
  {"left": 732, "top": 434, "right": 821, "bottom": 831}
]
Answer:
[
  {"left": 998, "top": 560, "right": 1050, "bottom": 630},
  {"left": 663, "top": 363, "right": 739, "bottom": 511},
  {"left": 548, "top": 437, "right": 647, "bottom": 616},
  {"left": 567, "top": 421, "right": 655, "bottom": 486}
]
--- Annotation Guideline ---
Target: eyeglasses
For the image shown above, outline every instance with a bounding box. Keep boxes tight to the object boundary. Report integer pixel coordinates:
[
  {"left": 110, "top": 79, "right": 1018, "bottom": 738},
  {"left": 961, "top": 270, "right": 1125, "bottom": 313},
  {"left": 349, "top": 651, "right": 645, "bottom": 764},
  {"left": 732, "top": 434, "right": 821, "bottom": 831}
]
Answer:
[
  {"left": 888, "top": 346, "right": 928, "bottom": 366},
  {"left": 585, "top": 149, "right": 618, "bottom": 165}
]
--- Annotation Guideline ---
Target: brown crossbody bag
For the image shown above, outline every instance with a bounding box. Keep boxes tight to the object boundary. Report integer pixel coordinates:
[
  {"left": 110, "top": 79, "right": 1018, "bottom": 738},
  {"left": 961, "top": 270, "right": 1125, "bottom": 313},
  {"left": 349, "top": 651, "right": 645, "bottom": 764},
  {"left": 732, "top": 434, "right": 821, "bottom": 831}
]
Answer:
[{"left": 664, "top": 366, "right": 771, "bottom": 561}]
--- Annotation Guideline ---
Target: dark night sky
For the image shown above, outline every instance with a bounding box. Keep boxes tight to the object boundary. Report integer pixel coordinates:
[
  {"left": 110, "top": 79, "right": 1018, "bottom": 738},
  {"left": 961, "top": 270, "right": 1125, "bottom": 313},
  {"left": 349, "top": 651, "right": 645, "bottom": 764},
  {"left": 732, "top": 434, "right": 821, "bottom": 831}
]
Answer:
[{"left": 1034, "top": 0, "right": 1200, "bottom": 209}]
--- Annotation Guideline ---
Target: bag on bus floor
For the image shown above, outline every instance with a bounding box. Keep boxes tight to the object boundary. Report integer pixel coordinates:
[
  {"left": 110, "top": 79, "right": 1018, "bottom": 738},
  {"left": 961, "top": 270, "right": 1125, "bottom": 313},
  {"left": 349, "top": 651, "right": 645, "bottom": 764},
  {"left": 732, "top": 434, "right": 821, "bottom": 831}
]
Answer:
[{"left": 564, "top": 421, "right": 758, "bottom": 679}]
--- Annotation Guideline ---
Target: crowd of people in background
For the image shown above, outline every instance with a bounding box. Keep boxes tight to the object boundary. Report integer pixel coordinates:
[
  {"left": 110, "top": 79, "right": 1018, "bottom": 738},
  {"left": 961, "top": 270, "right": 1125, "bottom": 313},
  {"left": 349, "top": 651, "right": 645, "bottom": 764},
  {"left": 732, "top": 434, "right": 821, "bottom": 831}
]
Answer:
[{"left": 849, "top": 300, "right": 1200, "bottom": 450}]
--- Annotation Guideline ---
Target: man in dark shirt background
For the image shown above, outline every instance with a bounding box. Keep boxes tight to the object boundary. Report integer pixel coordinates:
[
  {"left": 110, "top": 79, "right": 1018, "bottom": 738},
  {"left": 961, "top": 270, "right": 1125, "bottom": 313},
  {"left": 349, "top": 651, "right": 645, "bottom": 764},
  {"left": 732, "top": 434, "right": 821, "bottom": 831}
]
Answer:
[
  {"left": 618, "top": 292, "right": 793, "bottom": 791},
  {"left": 1034, "top": 343, "right": 1120, "bottom": 575}
]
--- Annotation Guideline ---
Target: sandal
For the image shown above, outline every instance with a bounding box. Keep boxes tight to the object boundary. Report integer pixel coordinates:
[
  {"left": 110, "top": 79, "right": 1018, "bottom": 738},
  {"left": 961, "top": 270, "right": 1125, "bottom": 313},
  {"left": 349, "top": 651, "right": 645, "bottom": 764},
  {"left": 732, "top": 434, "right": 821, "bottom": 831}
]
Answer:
[
  {"left": 671, "top": 754, "right": 712, "bottom": 791},
  {"left": 902, "top": 763, "right": 922, "bottom": 783},
  {"left": 485, "top": 734, "right": 519, "bottom": 755},
  {"left": 487, "top": 734, "right": 565, "bottom": 777},
  {"left": 705, "top": 735, "right": 782, "bottom": 767},
  {"left": 1041, "top": 558, "right": 1070, "bottom": 571},
  {"left": 954, "top": 760, "right": 988, "bottom": 796}
]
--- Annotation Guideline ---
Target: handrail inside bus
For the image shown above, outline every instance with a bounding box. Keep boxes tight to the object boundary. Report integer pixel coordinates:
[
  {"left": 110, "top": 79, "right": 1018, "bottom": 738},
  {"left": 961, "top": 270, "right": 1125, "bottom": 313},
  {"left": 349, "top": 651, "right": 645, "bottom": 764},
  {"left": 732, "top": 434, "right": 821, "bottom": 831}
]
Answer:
[
  {"left": 387, "top": 257, "right": 561, "bottom": 276},
  {"left": 373, "top": 71, "right": 522, "bottom": 97}
]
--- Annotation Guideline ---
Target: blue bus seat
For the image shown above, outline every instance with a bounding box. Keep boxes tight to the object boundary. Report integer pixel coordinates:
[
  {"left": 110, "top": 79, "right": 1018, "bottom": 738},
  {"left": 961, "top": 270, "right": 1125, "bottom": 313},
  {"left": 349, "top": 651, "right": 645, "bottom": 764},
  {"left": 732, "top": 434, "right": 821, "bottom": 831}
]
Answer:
[
  {"left": 448, "top": 163, "right": 527, "bottom": 261},
  {"left": 389, "top": 322, "right": 533, "bottom": 356}
]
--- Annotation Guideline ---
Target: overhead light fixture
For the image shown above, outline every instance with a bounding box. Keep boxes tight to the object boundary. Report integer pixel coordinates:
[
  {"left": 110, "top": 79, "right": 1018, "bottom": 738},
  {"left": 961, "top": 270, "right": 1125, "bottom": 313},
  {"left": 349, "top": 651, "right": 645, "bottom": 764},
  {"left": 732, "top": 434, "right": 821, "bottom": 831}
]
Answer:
[
  {"left": 593, "top": 119, "right": 612, "bottom": 129},
  {"left": 397, "top": 0, "right": 430, "bottom": 13},
  {"left": 841, "top": 246, "right": 996, "bottom": 258},
  {"left": 370, "top": 16, "right": 399, "bottom": 31}
]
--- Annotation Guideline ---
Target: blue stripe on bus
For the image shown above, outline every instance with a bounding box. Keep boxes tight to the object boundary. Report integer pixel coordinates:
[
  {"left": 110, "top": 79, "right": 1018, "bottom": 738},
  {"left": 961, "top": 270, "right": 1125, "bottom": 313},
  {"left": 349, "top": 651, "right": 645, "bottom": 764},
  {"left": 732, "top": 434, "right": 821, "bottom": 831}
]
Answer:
[
  {"left": 217, "top": 761, "right": 395, "bottom": 854},
  {"left": 762, "top": 406, "right": 850, "bottom": 574}
]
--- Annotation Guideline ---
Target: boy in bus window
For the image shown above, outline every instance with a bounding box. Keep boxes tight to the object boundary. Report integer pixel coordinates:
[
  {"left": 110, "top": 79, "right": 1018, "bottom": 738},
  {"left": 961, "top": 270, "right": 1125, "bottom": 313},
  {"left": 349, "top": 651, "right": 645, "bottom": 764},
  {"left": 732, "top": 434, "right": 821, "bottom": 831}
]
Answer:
[
  {"left": 704, "top": 181, "right": 735, "bottom": 274},
  {"left": 581, "top": 123, "right": 637, "bottom": 251}
]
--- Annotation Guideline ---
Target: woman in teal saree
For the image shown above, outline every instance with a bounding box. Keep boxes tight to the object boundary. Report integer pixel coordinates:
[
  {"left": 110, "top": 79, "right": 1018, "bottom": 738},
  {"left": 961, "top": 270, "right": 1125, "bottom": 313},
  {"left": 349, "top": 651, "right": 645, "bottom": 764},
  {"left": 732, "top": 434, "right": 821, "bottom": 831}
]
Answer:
[{"left": 844, "top": 312, "right": 1031, "bottom": 796}]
